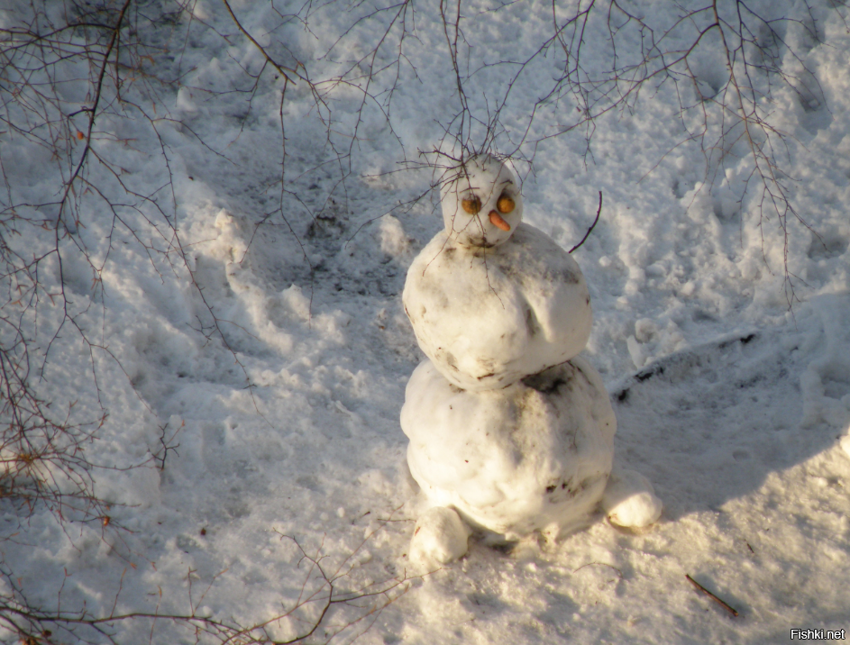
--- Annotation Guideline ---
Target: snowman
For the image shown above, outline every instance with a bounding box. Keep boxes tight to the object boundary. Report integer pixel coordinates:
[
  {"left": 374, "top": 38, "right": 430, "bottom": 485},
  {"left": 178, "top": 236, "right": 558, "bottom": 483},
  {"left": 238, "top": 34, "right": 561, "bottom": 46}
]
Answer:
[{"left": 401, "top": 155, "right": 662, "bottom": 567}]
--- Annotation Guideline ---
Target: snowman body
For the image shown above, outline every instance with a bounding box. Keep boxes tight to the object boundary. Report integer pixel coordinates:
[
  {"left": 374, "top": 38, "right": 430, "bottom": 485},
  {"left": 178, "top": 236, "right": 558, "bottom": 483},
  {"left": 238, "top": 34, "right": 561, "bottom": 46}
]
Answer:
[{"left": 401, "top": 156, "right": 658, "bottom": 564}]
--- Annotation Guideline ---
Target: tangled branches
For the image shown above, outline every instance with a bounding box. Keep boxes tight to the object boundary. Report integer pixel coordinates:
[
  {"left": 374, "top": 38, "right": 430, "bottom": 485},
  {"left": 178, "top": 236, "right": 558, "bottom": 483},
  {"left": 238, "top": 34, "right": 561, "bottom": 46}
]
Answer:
[
  {"left": 0, "top": 0, "right": 142, "bottom": 534},
  {"left": 0, "top": 530, "right": 413, "bottom": 644},
  {"left": 434, "top": 0, "right": 841, "bottom": 300}
]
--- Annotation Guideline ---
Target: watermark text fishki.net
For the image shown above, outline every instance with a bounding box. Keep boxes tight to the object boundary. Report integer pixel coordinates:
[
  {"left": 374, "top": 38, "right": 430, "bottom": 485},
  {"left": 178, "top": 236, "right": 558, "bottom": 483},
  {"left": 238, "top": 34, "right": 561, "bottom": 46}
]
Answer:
[{"left": 790, "top": 629, "right": 846, "bottom": 641}]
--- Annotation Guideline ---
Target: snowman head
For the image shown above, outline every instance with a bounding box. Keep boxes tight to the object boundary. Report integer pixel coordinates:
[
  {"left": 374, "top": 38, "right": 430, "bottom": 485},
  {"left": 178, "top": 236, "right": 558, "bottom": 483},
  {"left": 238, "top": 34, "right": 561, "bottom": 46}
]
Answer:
[{"left": 440, "top": 155, "right": 523, "bottom": 248}]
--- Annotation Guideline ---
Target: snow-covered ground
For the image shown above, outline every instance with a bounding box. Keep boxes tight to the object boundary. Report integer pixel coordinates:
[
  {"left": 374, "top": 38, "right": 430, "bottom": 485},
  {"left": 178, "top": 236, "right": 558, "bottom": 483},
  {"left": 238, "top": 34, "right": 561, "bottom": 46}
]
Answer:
[{"left": 3, "top": 0, "right": 850, "bottom": 642}]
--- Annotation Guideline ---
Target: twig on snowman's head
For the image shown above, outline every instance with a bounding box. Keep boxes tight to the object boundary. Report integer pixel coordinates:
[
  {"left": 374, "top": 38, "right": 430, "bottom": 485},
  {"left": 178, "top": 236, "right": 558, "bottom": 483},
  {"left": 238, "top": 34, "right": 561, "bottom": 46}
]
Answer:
[{"left": 569, "top": 191, "right": 602, "bottom": 254}]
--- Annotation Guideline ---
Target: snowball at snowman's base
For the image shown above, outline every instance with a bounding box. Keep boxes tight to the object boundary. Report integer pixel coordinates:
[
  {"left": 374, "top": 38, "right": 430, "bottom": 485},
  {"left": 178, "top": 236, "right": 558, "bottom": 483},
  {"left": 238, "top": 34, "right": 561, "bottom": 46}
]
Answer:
[
  {"left": 403, "top": 223, "right": 592, "bottom": 392},
  {"left": 401, "top": 357, "right": 616, "bottom": 543},
  {"left": 841, "top": 435, "right": 850, "bottom": 460},
  {"left": 409, "top": 506, "right": 471, "bottom": 569},
  {"left": 601, "top": 467, "right": 663, "bottom": 529}
]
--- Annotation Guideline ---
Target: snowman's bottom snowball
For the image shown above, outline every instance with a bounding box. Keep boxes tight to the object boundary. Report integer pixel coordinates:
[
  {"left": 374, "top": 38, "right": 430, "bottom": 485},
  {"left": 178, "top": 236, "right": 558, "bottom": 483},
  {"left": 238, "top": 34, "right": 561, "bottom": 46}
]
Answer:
[
  {"left": 409, "top": 507, "right": 471, "bottom": 569},
  {"left": 601, "top": 467, "right": 663, "bottom": 528},
  {"left": 401, "top": 357, "right": 616, "bottom": 541}
]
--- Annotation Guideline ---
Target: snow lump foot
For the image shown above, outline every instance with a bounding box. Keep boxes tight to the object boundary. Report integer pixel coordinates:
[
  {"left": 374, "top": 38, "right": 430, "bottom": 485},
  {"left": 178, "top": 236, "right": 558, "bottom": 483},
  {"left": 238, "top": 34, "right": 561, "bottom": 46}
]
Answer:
[
  {"left": 409, "top": 506, "right": 471, "bottom": 569},
  {"left": 602, "top": 467, "right": 663, "bottom": 529}
]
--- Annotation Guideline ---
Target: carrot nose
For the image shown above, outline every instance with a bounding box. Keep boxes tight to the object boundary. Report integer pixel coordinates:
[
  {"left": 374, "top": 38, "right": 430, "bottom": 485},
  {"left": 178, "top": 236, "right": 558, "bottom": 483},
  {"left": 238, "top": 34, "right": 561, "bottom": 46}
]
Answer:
[{"left": 488, "top": 210, "right": 511, "bottom": 232}]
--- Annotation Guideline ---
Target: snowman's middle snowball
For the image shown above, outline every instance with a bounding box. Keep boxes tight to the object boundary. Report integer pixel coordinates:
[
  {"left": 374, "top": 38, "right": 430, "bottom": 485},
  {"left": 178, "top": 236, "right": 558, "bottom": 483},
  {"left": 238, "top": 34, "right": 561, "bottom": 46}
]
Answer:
[{"left": 403, "top": 223, "right": 593, "bottom": 392}]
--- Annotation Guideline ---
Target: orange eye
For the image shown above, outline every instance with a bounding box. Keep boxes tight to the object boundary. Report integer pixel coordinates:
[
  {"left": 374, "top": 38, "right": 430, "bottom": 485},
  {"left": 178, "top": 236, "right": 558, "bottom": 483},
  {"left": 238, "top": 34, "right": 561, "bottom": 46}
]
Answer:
[
  {"left": 497, "top": 194, "right": 515, "bottom": 214},
  {"left": 461, "top": 195, "right": 482, "bottom": 214}
]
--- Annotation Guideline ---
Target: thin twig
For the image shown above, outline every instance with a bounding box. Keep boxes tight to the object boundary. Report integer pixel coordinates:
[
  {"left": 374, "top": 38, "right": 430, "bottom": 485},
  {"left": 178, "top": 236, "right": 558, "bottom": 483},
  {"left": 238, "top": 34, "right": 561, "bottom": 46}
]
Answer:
[
  {"left": 573, "top": 562, "right": 623, "bottom": 578},
  {"left": 219, "top": 0, "right": 301, "bottom": 84},
  {"left": 569, "top": 191, "right": 602, "bottom": 253},
  {"left": 685, "top": 574, "right": 740, "bottom": 617}
]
